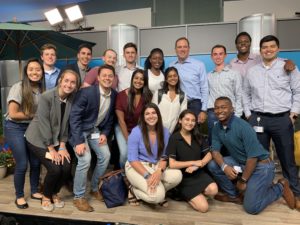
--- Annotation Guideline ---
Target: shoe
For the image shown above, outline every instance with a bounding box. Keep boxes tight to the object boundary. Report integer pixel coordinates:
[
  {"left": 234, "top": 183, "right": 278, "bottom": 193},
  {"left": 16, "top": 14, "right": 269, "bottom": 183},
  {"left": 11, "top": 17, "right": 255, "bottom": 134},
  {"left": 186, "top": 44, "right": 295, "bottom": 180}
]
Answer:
[
  {"left": 158, "top": 199, "right": 168, "bottom": 208},
  {"left": 90, "top": 190, "right": 103, "bottom": 201},
  {"left": 295, "top": 197, "right": 300, "bottom": 211},
  {"left": 52, "top": 195, "right": 65, "bottom": 208},
  {"left": 73, "top": 198, "right": 94, "bottom": 212},
  {"left": 128, "top": 185, "right": 140, "bottom": 206},
  {"left": 214, "top": 193, "right": 243, "bottom": 205},
  {"left": 41, "top": 199, "right": 54, "bottom": 212},
  {"left": 278, "top": 178, "right": 295, "bottom": 209},
  {"left": 15, "top": 199, "right": 28, "bottom": 209},
  {"left": 31, "top": 193, "right": 43, "bottom": 200}
]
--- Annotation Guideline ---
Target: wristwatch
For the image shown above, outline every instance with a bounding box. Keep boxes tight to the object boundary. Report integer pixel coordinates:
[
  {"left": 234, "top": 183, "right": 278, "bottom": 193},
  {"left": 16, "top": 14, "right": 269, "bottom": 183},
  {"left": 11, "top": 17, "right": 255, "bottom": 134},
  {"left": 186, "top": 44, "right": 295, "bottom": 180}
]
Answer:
[
  {"left": 143, "top": 171, "right": 150, "bottom": 179},
  {"left": 238, "top": 176, "right": 247, "bottom": 183}
]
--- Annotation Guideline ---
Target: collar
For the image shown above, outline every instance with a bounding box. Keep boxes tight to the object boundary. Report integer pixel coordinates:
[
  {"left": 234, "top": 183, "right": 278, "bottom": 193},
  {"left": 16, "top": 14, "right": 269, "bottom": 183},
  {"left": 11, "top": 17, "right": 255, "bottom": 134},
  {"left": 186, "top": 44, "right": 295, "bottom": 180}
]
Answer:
[
  {"left": 99, "top": 85, "right": 111, "bottom": 97},
  {"left": 77, "top": 62, "right": 89, "bottom": 71},
  {"left": 122, "top": 63, "right": 138, "bottom": 70},
  {"left": 211, "top": 65, "right": 230, "bottom": 73},
  {"left": 174, "top": 56, "right": 192, "bottom": 64},
  {"left": 218, "top": 113, "right": 235, "bottom": 130},
  {"left": 234, "top": 53, "right": 256, "bottom": 63},
  {"left": 261, "top": 58, "right": 278, "bottom": 69}
]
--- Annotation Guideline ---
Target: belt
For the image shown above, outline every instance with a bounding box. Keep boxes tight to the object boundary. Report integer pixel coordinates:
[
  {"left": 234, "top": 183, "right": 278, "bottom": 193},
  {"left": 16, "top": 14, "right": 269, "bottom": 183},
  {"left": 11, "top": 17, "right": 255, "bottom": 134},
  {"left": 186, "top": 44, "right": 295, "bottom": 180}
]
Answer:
[
  {"left": 187, "top": 99, "right": 201, "bottom": 104},
  {"left": 207, "top": 108, "right": 214, "bottom": 112},
  {"left": 252, "top": 111, "right": 289, "bottom": 117},
  {"left": 258, "top": 158, "right": 271, "bottom": 164}
]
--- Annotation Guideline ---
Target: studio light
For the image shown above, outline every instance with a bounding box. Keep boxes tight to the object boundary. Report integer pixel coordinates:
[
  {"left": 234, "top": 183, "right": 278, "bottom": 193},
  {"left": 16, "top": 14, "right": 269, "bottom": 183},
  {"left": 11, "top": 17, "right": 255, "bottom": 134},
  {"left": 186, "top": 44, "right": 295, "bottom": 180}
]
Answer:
[
  {"left": 44, "top": 8, "right": 63, "bottom": 26},
  {"left": 65, "top": 5, "right": 83, "bottom": 23}
]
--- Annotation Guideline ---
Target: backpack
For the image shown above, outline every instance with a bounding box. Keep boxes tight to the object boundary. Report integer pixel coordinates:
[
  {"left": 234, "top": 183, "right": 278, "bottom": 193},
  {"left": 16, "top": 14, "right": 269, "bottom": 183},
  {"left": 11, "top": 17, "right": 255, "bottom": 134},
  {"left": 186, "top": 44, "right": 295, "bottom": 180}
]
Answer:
[{"left": 157, "top": 89, "right": 185, "bottom": 105}]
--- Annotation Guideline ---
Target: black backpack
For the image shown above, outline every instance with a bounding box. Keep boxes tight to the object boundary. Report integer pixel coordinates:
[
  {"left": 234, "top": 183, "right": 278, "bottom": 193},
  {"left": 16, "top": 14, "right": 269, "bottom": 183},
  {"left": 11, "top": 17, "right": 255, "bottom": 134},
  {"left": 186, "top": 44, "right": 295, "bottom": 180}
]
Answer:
[{"left": 157, "top": 89, "right": 185, "bottom": 105}]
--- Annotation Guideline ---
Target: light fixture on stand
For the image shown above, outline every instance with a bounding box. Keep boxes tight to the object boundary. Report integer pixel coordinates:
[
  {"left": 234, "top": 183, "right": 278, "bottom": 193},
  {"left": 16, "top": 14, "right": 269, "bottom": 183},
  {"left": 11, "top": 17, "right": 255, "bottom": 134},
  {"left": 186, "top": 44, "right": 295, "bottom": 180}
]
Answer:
[{"left": 44, "top": 8, "right": 65, "bottom": 31}]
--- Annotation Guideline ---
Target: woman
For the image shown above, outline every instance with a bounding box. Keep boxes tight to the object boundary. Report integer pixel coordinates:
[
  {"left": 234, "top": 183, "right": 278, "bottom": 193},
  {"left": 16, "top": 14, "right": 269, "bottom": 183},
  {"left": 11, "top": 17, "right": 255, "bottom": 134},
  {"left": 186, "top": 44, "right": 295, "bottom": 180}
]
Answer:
[
  {"left": 125, "top": 103, "right": 182, "bottom": 206},
  {"left": 152, "top": 67, "right": 187, "bottom": 133},
  {"left": 144, "top": 48, "right": 165, "bottom": 93},
  {"left": 115, "top": 69, "right": 152, "bottom": 169},
  {"left": 25, "top": 70, "right": 80, "bottom": 211},
  {"left": 4, "top": 58, "right": 45, "bottom": 209},
  {"left": 167, "top": 110, "right": 218, "bottom": 212}
]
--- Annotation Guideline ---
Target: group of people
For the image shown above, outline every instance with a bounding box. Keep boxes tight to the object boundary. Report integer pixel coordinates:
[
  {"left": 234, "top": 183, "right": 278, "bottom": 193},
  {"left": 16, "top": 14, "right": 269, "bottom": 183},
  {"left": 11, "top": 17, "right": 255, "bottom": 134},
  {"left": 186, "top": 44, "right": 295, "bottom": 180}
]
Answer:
[{"left": 4, "top": 32, "right": 300, "bottom": 215}]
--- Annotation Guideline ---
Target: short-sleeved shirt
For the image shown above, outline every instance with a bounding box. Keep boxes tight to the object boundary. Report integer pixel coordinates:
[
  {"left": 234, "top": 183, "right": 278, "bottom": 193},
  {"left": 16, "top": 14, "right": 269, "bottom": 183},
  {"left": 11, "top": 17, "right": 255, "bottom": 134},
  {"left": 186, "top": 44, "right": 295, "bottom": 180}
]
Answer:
[
  {"left": 127, "top": 126, "right": 170, "bottom": 163},
  {"left": 115, "top": 89, "right": 144, "bottom": 133},
  {"left": 211, "top": 115, "right": 269, "bottom": 164},
  {"left": 5, "top": 81, "right": 40, "bottom": 123}
]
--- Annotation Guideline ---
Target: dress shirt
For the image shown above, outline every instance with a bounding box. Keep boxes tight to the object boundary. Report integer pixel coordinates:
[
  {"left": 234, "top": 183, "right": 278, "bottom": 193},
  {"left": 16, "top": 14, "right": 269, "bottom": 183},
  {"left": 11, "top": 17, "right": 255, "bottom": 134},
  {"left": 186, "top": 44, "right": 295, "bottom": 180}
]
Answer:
[
  {"left": 229, "top": 53, "right": 261, "bottom": 77},
  {"left": 116, "top": 63, "right": 142, "bottom": 92},
  {"left": 170, "top": 57, "right": 208, "bottom": 110},
  {"left": 207, "top": 66, "right": 242, "bottom": 116},
  {"left": 95, "top": 86, "right": 111, "bottom": 126},
  {"left": 243, "top": 58, "right": 300, "bottom": 117},
  {"left": 77, "top": 62, "right": 90, "bottom": 83},
  {"left": 45, "top": 67, "right": 60, "bottom": 90}
]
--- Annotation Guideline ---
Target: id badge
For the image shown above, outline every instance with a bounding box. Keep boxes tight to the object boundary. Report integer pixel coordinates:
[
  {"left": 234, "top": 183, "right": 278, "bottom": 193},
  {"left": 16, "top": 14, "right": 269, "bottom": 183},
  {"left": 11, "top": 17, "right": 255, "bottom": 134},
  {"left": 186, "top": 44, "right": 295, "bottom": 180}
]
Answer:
[
  {"left": 90, "top": 132, "right": 100, "bottom": 139},
  {"left": 253, "top": 126, "right": 264, "bottom": 133}
]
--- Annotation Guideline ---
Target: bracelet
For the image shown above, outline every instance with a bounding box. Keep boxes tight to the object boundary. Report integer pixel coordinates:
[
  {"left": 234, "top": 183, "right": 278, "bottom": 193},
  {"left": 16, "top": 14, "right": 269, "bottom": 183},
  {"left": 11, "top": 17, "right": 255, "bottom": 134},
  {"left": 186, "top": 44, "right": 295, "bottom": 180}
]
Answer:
[
  {"left": 221, "top": 163, "right": 228, "bottom": 171},
  {"left": 58, "top": 147, "right": 66, "bottom": 151}
]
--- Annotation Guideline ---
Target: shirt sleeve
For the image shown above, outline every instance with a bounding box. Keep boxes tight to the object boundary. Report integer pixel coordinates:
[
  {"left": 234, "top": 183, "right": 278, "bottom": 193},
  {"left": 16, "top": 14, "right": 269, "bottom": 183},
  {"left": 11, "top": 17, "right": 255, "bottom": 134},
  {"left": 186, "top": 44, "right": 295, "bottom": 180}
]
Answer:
[
  {"left": 127, "top": 127, "right": 141, "bottom": 162},
  {"left": 234, "top": 71, "right": 243, "bottom": 117},
  {"left": 211, "top": 125, "right": 222, "bottom": 151},
  {"left": 115, "top": 91, "right": 125, "bottom": 112},
  {"left": 290, "top": 66, "right": 300, "bottom": 114},
  {"left": 166, "top": 134, "right": 177, "bottom": 159},
  {"left": 199, "top": 62, "right": 208, "bottom": 111},
  {"left": 83, "top": 67, "right": 98, "bottom": 85},
  {"left": 162, "top": 128, "right": 170, "bottom": 157},
  {"left": 242, "top": 70, "right": 252, "bottom": 117},
  {"left": 7, "top": 82, "right": 22, "bottom": 105}
]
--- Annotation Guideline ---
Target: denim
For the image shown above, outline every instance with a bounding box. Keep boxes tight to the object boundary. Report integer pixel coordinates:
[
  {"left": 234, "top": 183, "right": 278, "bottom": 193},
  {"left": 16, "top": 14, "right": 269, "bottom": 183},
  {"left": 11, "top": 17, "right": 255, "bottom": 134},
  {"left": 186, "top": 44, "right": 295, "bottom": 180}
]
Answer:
[
  {"left": 207, "top": 156, "right": 283, "bottom": 214},
  {"left": 207, "top": 109, "right": 218, "bottom": 145},
  {"left": 73, "top": 130, "right": 111, "bottom": 198},
  {"left": 4, "top": 120, "right": 40, "bottom": 198},
  {"left": 114, "top": 124, "right": 127, "bottom": 169}
]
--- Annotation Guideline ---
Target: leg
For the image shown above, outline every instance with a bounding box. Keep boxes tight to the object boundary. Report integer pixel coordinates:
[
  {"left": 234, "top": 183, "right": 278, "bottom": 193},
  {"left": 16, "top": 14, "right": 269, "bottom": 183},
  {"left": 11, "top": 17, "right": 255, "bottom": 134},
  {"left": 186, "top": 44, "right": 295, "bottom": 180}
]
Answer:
[
  {"left": 160, "top": 168, "right": 182, "bottom": 191},
  {"left": 204, "top": 182, "right": 218, "bottom": 197},
  {"left": 189, "top": 194, "right": 209, "bottom": 213},
  {"left": 114, "top": 124, "right": 128, "bottom": 169},
  {"left": 27, "top": 145, "right": 41, "bottom": 196}
]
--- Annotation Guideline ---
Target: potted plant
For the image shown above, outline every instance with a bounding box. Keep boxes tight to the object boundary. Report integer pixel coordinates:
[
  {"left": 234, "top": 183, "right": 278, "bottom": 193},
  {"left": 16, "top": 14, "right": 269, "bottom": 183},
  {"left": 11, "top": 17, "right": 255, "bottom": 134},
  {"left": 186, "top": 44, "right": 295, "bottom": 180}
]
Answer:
[{"left": 0, "top": 144, "right": 15, "bottom": 179}]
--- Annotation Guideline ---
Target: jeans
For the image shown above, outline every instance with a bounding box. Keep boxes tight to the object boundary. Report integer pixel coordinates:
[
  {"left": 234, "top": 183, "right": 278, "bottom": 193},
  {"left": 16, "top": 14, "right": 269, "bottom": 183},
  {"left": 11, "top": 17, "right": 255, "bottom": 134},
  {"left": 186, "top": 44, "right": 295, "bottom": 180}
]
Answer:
[
  {"left": 4, "top": 120, "right": 40, "bottom": 199},
  {"left": 114, "top": 124, "right": 127, "bottom": 169},
  {"left": 73, "top": 130, "right": 111, "bottom": 198},
  {"left": 207, "top": 156, "right": 283, "bottom": 214}
]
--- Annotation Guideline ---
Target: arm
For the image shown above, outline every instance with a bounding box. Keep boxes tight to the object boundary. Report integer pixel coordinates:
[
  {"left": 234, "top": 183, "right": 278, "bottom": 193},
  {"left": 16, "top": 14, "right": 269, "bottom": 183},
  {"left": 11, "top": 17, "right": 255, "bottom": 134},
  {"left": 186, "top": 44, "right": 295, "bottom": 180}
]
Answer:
[
  {"left": 236, "top": 158, "right": 257, "bottom": 191},
  {"left": 234, "top": 71, "right": 243, "bottom": 117},
  {"left": 8, "top": 101, "right": 32, "bottom": 120},
  {"left": 242, "top": 71, "right": 252, "bottom": 118},
  {"left": 290, "top": 67, "right": 300, "bottom": 123},
  {"left": 180, "top": 94, "right": 188, "bottom": 113},
  {"left": 212, "top": 151, "right": 238, "bottom": 180},
  {"left": 115, "top": 110, "right": 129, "bottom": 141}
]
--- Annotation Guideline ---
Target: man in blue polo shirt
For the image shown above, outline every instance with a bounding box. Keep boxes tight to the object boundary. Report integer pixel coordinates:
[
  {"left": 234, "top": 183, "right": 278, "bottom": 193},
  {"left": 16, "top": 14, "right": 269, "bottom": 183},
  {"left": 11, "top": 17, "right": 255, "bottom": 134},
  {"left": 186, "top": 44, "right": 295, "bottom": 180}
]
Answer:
[{"left": 208, "top": 96, "right": 295, "bottom": 214}]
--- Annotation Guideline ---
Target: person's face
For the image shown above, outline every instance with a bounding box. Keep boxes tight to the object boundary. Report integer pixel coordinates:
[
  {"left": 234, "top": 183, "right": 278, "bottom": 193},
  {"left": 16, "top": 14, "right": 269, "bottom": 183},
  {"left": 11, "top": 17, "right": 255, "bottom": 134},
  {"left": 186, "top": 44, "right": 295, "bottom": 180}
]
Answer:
[
  {"left": 27, "top": 62, "right": 43, "bottom": 82},
  {"left": 41, "top": 48, "right": 57, "bottom": 67},
  {"left": 149, "top": 52, "right": 163, "bottom": 70},
  {"left": 124, "top": 47, "right": 137, "bottom": 64},
  {"left": 59, "top": 72, "right": 77, "bottom": 95},
  {"left": 102, "top": 50, "right": 117, "bottom": 67},
  {"left": 97, "top": 68, "right": 114, "bottom": 90},
  {"left": 236, "top": 35, "right": 251, "bottom": 54},
  {"left": 175, "top": 39, "right": 190, "bottom": 61},
  {"left": 77, "top": 47, "right": 92, "bottom": 67},
  {"left": 214, "top": 99, "right": 234, "bottom": 124},
  {"left": 179, "top": 113, "right": 196, "bottom": 132},
  {"left": 211, "top": 47, "right": 226, "bottom": 66},
  {"left": 166, "top": 70, "right": 179, "bottom": 87},
  {"left": 144, "top": 107, "right": 158, "bottom": 127},
  {"left": 260, "top": 40, "right": 279, "bottom": 63},
  {"left": 132, "top": 72, "right": 144, "bottom": 90}
]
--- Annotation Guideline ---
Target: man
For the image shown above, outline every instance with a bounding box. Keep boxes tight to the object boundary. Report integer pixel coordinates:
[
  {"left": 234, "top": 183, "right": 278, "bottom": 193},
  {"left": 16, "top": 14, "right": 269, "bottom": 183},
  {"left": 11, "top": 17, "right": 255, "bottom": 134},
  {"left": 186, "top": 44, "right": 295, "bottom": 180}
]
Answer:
[
  {"left": 82, "top": 49, "right": 118, "bottom": 89},
  {"left": 207, "top": 44, "right": 242, "bottom": 143},
  {"left": 57, "top": 43, "right": 92, "bottom": 86},
  {"left": 170, "top": 37, "right": 208, "bottom": 123},
  {"left": 208, "top": 97, "right": 295, "bottom": 214},
  {"left": 40, "top": 43, "right": 60, "bottom": 90},
  {"left": 69, "top": 64, "right": 117, "bottom": 212},
  {"left": 243, "top": 35, "right": 300, "bottom": 209},
  {"left": 116, "top": 42, "right": 142, "bottom": 92}
]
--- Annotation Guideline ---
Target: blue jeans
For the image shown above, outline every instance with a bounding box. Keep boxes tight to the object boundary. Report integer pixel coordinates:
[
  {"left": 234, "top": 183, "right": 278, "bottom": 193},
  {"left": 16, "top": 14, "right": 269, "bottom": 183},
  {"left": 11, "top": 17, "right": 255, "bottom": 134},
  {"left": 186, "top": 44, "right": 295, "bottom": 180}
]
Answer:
[
  {"left": 207, "top": 156, "right": 283, "bottom": 214},
  {"left": 207, "top": 109, "right": 218, "bottom": 145},
  {"left": 114, "top": 124, "right": 127, "bottom": 169},
  {"left": 73, "top": 130, "right": 111, "bottom": 198},
  {"left": 4, "top": 120, "right": 40, "bottom": 199}
]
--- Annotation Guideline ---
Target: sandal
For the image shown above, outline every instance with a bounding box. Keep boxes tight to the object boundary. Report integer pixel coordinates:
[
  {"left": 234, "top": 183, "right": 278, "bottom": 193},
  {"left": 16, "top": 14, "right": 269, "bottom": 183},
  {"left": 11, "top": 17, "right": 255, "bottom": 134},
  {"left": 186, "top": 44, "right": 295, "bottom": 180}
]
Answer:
[
  {"left": 158, "top": 199, "right": 169, "bottom": 208},
  {"left": 52, "top": 195, "right": 65, "bottom": 208},
  {"left": 41, "top": 198, "right": 54, "bottom": 212},
  {"left": 128, "top": 185, "right": 140, "bottom": 206}
]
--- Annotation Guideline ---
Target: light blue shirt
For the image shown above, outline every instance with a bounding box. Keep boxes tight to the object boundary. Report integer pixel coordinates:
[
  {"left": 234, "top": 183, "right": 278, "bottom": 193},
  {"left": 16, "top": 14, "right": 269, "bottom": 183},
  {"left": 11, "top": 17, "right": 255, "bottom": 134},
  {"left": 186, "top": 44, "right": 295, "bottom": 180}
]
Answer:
[
  {"left": 208, "top": 66, "right": 243, "bottom": 116},
  {"left": 170, "top": 57, "right": 208, "bottom": 110},
  {"left": 127, "top": 126, "right": 170, "bottom": 163},
  {"left": 45, "top": 67, "right": 60, "bottom": 90},
  {"left": 243, "top": 58, "right": 300, "bottom": 117}
]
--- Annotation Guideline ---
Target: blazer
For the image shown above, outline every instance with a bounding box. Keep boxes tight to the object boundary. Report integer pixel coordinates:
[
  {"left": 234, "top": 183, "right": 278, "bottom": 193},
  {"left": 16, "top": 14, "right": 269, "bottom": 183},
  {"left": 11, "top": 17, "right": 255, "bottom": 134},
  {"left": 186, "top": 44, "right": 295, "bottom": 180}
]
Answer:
[
  {"left": 25, "top": 88, "right": 74, "bottom": 149},
  {"left": 69, "top": 85, "right": 117, "bottom": 147}
]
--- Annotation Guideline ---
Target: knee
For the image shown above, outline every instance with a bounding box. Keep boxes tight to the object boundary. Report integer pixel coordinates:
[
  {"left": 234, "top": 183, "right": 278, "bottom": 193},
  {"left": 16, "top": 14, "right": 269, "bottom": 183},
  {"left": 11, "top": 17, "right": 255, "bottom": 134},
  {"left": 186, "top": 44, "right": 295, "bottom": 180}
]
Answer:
[
  {"left": 193, "top": 201, "right": 209, "bottom": 213},
  {"left": 165, "top": 169, "right": 182, "bottom": 185},
  {"left": 48, "top": 166, "right": 62, "bottom": 177},
  {"left": 243, "top": 202, "right": 260, "bottom": 215},
  {"left": 76, "top": 153, "right": 91, "bottom": 169},
  {"left": 205, "top": 182, "right": 218, "bottom": 196},
  {"left": 148, "top": 190, "right": 165, "bottom": 204},
  {"left": 16, "top": 162, "right": 28, "bottom": 172}
]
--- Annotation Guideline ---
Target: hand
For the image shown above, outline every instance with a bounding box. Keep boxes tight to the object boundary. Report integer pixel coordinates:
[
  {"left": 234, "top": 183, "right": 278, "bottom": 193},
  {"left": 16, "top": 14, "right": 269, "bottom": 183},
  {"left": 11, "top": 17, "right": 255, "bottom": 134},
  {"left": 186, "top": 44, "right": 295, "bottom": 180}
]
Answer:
[
  {"left": 75, "top": 143, "right": 86, "bottom": 156},
  {"left": 147, "top": 170, "right": 162, "bottom": 193},
  {"left": 223, "top": 166, "right": 238, "bottom": 180},
  {"left": 185, "top": 165, "right": 199, "bottom": 173},
  {"left": 49, "top": 150, "right": 61, "bottom": 165},
  {"left": 99, "top": 134, "right": 107, "bottom": 145},
  {"left": 284, "top": 59, "right": 295, "bottom": 72},
  {"left": 193, "top": 160, "right": 204, "bottom": 168},
  {"left": 58, "top": 149, "right": 70, "bottom": 164},
  {"left": 289, "top": 112, "right": 298, "bottom": 124},
  {"left": 236, "top": 180, "right": 247, "bottom": 192},
  {"left": 198, "top": 111, "right": 207, "bottom": 124}
]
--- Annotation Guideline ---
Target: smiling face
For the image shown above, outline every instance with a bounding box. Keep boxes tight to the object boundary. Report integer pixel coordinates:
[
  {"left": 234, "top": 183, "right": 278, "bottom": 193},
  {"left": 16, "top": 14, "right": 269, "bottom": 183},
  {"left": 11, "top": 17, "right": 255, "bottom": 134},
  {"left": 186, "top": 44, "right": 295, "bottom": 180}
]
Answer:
[
  {"left": 102, "top": 50, "right": 117, "bottom": 67},
  {"left": 211, "top": 47, "right": 226, "bottom": 66},
  {"left": 124, "top": 47, "right": 137, "bottom": 64},
  {"left": 144, "top": 107, "right": 158, "bottom": 127},
  {"left": 179, "top": 113, "right": 196, "bottom": 133},
  {"left": 175, "top": 39, "right": 190, "bottom": 62},
  {"left": 214, "top": 99, "right": 234, "bottom": 125},
  {"left": 27, "top": 61, "right": 43, "bottom": 82},
  {"left": 41, "top": 48, "right": 56, "bottom": 67},
  {"left": 132, "top": 71, "right": 144, "bottom": 90},
  {"left": 97, "top": 68, "right": 114, "bottom": 91},
  {"left": 149, "top": 51, "right": 163, "bottom": 70},
  {"left": 260, "top": 40, "right": 279, "bottom": 64},
  {"left": 236, "top": 35, "right": 251, "bottom": 55},
  {"left": 166, "top": 69, "right": 179, "bottom": 87},
  {"left": 59, "top": 71, "right": 78, "bottom": 96},
  {"left": 77, "top": 47, "right": 92, "bottom": 67}
]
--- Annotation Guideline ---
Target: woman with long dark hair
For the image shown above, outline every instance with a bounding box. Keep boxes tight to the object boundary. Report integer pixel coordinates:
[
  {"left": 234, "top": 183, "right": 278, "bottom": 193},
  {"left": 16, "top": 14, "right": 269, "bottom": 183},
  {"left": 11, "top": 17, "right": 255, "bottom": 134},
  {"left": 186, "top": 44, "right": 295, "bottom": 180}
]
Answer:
[
  {"left": 125, "top": 103, "right": 182, "bottom": 206},
  {"left": 167, "top": 109, "right": 218, "bottom": 212},
  {"left": 4, "top": 58, "right": 45, "bottom": 209},
  {"left": 115, "top": 69, "right": 152, "bottom": 169},
  {"left": 152, "top": 67, "right": 187, "bottom": 133}
]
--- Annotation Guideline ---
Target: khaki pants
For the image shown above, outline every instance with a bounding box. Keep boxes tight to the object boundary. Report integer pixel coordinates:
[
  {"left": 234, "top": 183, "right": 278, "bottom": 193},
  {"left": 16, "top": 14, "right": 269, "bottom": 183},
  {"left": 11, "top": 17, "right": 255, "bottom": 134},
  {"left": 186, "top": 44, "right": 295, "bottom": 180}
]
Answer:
[{"left": 125, "top": 161, "right": 182, "bottom": 204}]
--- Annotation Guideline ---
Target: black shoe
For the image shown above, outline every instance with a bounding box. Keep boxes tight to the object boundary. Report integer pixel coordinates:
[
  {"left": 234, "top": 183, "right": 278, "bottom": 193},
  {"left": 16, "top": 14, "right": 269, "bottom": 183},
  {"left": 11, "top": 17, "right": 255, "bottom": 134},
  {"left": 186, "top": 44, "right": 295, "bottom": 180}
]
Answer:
[
  {"left": 15, "top": 199, "right": 29, "bottom": 209},
  {"left": 31, "top": 194, "right": 43, "bottom": 200}
]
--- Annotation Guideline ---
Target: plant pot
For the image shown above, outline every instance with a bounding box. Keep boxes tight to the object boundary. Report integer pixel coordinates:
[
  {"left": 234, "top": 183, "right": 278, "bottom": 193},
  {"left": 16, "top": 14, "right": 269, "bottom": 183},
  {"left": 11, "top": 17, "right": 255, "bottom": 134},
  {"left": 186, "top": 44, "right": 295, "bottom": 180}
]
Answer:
[{"left": 0, "top": 165, "right": 7, "bottom": 179}]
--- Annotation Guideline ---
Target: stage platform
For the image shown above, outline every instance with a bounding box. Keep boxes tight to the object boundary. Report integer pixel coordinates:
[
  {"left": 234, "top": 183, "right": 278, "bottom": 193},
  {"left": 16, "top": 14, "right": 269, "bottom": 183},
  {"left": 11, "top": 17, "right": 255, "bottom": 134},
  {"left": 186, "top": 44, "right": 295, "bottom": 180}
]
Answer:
[{"left": 0, "top": 172, "right": 299, "bottom": 225}]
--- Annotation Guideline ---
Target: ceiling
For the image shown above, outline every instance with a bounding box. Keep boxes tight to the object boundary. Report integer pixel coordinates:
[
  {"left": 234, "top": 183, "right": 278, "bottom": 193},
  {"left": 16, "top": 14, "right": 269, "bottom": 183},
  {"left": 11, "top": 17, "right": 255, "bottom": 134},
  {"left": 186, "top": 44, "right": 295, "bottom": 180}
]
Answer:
[{"left": 0, "top": 0, "right": 88, "bottom": 22}]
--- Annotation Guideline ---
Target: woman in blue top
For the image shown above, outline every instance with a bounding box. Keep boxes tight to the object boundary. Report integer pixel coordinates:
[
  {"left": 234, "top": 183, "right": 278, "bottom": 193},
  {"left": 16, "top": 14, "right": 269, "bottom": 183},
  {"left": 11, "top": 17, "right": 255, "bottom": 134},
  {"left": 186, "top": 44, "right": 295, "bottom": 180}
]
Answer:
[{"left": 125, "top": 103, "right": 182, "bottom": 206}]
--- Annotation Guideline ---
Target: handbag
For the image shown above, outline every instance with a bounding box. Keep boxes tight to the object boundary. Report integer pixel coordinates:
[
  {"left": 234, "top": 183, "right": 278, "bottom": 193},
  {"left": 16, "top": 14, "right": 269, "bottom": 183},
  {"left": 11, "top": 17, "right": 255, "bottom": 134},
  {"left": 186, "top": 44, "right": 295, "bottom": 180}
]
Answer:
[
  {"left": 99, "top": 169, "right": 127, "bottom": 208},
  {"left": 294, "top": 131, "right": 300, "bottom": 166}
]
